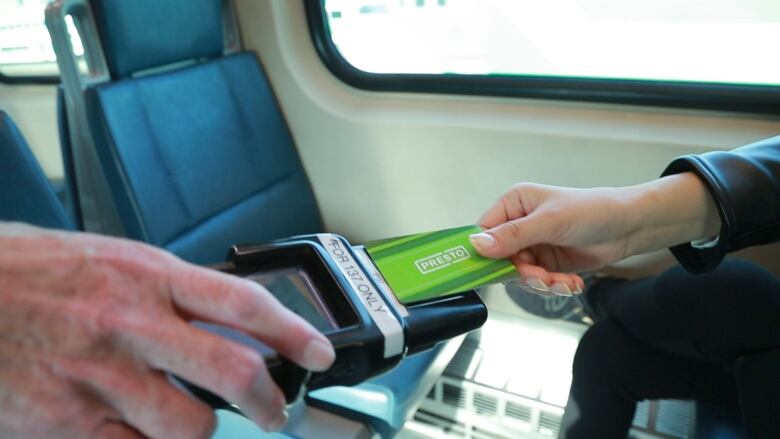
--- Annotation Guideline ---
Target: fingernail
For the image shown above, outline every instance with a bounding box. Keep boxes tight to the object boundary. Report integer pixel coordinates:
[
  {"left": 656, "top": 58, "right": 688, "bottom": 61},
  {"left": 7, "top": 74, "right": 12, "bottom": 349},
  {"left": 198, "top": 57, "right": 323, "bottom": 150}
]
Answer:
[
  {"left": 525, "top": 278, "right": 549, "bottom": 292},
  {"left": 550, "top": 282, "right": 573, "bottom": 297},
  {"left": 520, "top": 285, "right": 555, "bottom": 297},
  {"left": 266, "top": 408, "right": 289, "bottom": 432},
  {"left": 469, "top": 233, "right": 495, "bottom": 250},
  {"left": 303, "top": 338, "right": 335, "bottom": 371},
  {"left": 574, "top": 284, "right": 584, "bottom": 294}
]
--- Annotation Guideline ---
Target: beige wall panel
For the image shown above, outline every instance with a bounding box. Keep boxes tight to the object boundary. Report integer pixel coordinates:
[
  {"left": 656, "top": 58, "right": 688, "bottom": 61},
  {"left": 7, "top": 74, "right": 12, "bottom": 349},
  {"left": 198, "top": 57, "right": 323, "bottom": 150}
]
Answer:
[{"left": 0, "top": 83, "right": 61, "bottom": 179}]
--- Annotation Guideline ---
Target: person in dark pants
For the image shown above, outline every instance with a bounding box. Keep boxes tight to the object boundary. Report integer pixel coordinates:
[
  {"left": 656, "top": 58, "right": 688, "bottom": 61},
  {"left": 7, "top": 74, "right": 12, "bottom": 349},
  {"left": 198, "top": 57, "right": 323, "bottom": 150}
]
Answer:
[
  {"left": 564, "top": 259, "right": 780, "bottom": 437},
  {"left": 467, "top": 135, "right": 780, "bottom": 437}
]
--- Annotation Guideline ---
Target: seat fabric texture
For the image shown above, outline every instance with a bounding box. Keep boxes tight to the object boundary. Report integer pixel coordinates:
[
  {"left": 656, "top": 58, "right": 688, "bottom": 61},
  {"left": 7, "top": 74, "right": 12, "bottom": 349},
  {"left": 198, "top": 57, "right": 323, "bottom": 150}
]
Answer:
[
  {"left": 86, "top": 53, "right": 322, "bottom": 264},
  {"left": 0, "top": 111, "right": 74, "bottom": 230}
]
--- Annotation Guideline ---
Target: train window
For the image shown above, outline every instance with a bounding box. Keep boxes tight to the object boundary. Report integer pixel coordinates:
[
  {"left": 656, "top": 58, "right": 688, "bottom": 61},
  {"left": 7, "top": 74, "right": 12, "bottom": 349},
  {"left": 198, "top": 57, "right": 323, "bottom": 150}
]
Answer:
[
  {"left": 0, "top": 0, "right": 67, "bottom": 81},
  {"left": 307, "top": 0, "right": 780, "bottom": 113}
]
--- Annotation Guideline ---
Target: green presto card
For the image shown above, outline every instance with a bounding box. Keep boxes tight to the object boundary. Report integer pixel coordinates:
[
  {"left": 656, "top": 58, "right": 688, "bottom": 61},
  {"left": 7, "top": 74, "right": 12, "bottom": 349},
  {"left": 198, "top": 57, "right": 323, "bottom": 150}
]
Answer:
[{"left": 365, "top": 225, "right": 517, "bottom": 303}]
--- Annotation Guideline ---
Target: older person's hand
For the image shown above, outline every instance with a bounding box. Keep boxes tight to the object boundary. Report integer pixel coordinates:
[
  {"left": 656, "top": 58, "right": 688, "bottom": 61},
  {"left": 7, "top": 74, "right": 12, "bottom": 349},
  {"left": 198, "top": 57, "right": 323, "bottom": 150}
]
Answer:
[
  {"left": 471, "top": 173, "right": 721, "bottom": 296},
  {"left": 0, "top": 223, "right": 335, "bottom": 439}
]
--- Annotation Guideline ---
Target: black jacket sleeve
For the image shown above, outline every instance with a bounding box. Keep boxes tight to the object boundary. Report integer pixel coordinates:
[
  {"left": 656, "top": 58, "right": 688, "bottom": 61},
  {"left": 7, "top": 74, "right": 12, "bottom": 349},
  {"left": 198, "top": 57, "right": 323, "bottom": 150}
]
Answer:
[{"left": 661, "top": 135, "right": 780, "bottom": 274}]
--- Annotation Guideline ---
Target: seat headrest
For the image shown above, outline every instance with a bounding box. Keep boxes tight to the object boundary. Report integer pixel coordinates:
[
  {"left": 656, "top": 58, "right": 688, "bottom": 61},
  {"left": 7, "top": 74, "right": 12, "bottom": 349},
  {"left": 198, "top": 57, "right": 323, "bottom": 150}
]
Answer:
[{"left": 91, "top": 0, "right": 224, "bottom": 78}]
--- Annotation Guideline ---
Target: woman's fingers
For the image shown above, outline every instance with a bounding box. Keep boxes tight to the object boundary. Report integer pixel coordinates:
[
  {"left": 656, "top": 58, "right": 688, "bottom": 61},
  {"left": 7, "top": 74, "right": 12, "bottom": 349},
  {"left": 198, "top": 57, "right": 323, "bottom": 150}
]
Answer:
[
  {"left": 477, "top": 183, "right": 539, "bottom": 229},
  {"left": 472, "top": 186, "right": 557, "bottom": 259},
  {"left": 471, "top": 215, "right": 550, "bottom": 259},
  {"left": 163, "top": 262, "right": 335, "bottom": 373},
  {"left": 548, "top": 272, "right": 584, "bottom": 296},
  {"left": 511, "top": 258, "right": 584, "bottom": 297},
  {"left": 478, "top": 191, "right": 519, "bottom": 229}
]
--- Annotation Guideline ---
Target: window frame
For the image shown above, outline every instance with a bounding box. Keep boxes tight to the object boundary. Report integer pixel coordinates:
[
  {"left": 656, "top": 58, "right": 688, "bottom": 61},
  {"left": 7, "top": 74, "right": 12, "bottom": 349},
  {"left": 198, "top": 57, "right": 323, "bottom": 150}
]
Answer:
[
  {"left": 304, "top": 0, "right": 780, "bottom": 115},
  {"left": 0, "top": 71, "right": 59, "bottom": 85}
]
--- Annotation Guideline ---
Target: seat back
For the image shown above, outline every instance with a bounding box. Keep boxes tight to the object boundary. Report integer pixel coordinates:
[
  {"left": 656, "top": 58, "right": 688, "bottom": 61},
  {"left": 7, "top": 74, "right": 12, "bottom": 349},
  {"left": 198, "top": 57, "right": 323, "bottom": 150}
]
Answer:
[
  {"left": 46, "top": 5, "right": 445, "bottom": 437},
  {"left": 56, "top": 87, "right": 84, "bottom": 230},
  {"left": 48, "top": 0, "right": 322, "bottom": 263},
  {"left": 0, "top": 111, "right": 74, "bottom": 230}
]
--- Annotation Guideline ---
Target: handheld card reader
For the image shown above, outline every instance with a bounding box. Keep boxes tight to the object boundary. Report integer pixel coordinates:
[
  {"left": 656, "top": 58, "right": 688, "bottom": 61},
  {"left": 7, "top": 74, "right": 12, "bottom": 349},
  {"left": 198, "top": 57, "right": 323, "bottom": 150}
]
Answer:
[{"left": 179, "top": 233, "right": 488, "bottom": 412}]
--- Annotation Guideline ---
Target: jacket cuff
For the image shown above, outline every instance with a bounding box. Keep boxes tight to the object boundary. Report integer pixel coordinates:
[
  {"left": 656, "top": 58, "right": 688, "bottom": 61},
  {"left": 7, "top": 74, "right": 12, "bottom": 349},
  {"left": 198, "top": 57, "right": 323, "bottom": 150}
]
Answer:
[{"left": 661, "top": 155, "right": 732, "bottom": 274}]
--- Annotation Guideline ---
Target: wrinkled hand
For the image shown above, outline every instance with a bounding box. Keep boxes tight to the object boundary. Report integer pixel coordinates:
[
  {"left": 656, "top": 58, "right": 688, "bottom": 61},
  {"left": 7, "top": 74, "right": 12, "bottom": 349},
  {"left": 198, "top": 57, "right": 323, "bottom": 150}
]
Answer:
[{"left": 0, "top": 223, "right": 335, "bottom": 439}]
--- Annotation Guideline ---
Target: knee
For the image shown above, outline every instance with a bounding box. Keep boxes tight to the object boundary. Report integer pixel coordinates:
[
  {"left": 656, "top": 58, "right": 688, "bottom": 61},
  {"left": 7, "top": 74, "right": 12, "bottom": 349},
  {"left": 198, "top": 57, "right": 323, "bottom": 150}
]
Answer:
[
  {"left": 572, "top": 322, "right": 628, "bottom": 385},
  {"left": 658, "top": 258, "right": 778, "bottom": 300},
  {"left": 652, "top": 258, "right": 780, "bottom": 320},
  {"left": 655, "top": 259, "right": 780, "bottom": 360}
]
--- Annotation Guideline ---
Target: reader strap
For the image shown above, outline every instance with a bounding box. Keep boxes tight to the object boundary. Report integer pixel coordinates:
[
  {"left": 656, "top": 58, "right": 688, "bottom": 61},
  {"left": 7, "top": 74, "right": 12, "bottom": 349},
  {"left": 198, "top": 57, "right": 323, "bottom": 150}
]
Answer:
[{"left": 317, "top": 234, "right": 404, "bottom": 358}]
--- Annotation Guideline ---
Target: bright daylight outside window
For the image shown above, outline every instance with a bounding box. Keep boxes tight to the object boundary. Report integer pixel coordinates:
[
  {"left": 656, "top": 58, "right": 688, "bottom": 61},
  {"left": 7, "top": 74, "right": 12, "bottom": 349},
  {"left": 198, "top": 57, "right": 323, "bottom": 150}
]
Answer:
[
  {"left": 323, "top": 0, "right": 780, "bottom": 87},
  {"left": 0, "top": 0, "right": 73, "bottom": 77}
]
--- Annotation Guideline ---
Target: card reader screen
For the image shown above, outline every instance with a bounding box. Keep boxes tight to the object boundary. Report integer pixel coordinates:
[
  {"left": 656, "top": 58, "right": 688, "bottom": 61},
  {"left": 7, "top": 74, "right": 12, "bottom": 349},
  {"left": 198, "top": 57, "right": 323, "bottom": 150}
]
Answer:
[{"left": 247, "top": 268, "right": 339, "bottom": 332}]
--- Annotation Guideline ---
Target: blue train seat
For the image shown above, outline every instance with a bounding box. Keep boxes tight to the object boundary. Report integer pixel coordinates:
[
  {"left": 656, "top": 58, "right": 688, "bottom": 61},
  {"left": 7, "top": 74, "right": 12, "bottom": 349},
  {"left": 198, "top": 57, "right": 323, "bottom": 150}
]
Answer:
[
  {"left": 0, "top": 111, "right": 74, "bottom": 231},
  {"left": 46, "top": 0, "right": 456, "bottom": 436},
  {"left": 82, "top": 0, "right": 320, "bottom": 264}
]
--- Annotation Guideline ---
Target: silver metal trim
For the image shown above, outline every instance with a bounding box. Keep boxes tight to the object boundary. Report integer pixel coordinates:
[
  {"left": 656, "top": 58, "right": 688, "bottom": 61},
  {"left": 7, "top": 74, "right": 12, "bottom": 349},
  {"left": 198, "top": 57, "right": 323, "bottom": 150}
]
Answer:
[{"left": 45, "top": 0, "right": 126, "bottom": 236}]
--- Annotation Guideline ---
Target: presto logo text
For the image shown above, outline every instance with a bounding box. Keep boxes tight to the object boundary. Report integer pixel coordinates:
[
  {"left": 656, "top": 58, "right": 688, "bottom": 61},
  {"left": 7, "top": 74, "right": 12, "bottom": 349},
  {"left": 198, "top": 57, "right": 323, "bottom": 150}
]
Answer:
[{"left": 415, "top": 245, "right": 470, "bottom": 274}]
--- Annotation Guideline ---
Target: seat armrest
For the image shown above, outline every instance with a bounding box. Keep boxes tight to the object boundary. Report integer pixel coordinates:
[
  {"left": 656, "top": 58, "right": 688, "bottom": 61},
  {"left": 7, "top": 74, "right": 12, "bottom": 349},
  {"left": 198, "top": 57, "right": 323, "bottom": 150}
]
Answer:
[{"left": 305, "top": 336, "right": 465, "bottom": 438}]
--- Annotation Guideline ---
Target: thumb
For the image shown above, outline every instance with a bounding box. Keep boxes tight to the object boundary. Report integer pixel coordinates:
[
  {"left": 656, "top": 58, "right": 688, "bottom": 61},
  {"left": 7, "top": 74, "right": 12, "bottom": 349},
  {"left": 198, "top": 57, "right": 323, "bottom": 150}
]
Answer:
[{"left": 470, "top": 216, "right": 547, "bottom": 259}]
